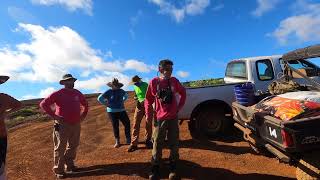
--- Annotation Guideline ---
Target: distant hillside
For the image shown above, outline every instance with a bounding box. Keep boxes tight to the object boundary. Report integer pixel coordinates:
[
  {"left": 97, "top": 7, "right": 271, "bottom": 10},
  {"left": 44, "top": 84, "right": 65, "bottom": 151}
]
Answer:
[{"left": 183, "top": 78, "right": 224, "bottom": 88}]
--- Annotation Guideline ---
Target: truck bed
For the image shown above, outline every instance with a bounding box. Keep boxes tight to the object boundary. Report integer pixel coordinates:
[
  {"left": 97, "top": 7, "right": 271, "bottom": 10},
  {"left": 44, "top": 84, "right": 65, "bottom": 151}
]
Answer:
[{"left": 232, "top": 102, "right": 320, "bottom": 153}]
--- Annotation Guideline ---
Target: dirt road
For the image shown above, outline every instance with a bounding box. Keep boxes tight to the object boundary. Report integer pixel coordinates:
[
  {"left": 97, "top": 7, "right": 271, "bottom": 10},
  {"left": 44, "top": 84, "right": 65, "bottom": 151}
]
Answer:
[{"left": 6, "top": 94, "right": 296, "bottom": 180}]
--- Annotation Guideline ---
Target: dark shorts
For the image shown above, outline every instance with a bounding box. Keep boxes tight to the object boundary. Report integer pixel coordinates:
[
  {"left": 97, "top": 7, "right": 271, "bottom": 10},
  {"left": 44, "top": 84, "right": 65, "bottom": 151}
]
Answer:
[{"left": 0, "top": 136, "right": 7, "bottom": 175}]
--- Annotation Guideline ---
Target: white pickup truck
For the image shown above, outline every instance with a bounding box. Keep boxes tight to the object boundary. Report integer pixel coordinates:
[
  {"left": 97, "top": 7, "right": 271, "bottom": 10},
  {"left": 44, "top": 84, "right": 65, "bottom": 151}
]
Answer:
[{"left": 179, "top": 55, "right": 320, "bottom": 137}]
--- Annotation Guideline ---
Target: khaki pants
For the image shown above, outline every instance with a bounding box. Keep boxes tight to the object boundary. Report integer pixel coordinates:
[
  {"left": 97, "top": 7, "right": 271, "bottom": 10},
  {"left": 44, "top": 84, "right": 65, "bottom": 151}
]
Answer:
[
  {"left": 131, "top": 101, "right": 153, "bottom": 146},
  {"left": 53, "top": 122, "right": 80, "bottom": 174},
  {"left": 151, "top": 118, "right": 179, "bottom": 166}
]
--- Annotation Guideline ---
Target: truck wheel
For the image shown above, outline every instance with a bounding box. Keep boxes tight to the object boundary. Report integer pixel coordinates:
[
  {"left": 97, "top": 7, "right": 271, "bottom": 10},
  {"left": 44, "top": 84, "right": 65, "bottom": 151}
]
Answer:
[
  {"left": 189, "top": 107, "right": 230, "bottom": 138},
  {"left": 296, "top": 152, "right": 320, "bottom": 180}
]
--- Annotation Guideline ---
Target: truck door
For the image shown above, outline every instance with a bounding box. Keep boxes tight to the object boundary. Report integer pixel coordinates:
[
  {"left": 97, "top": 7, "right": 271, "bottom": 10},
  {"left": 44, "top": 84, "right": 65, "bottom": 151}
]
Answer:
[{"left": 254, "top": 59, "right": 275, "bottom": 92}]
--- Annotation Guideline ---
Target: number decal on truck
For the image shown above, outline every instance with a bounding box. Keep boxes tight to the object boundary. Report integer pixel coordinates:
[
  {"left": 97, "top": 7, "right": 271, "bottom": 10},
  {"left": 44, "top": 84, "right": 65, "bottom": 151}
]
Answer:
[{"left": 269, "top": 127, "right": 278, "bottom": 138}]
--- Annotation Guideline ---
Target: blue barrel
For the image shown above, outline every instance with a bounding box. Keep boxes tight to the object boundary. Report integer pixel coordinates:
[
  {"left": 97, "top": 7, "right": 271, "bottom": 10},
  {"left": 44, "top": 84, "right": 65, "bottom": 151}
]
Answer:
[{"left": 234, "top": 83, "right": 255, "bottom": 106}]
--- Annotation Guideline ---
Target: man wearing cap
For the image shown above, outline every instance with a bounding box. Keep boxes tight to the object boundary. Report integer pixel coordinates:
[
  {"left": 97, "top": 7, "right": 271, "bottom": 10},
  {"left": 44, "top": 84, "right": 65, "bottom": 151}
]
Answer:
[
  {"left": 0, "top": 76, "right": 22, "bottom": 180},
  {"left": 40, "top": 74, "right": 88, "bottom": 179},
  {"left": 128, "top": 75, "right": 153, "bottom": 152}
]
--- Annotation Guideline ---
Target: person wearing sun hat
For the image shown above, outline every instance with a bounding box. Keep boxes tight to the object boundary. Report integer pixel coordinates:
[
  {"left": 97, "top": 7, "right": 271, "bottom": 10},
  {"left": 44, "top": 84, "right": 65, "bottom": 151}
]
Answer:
[
  {"left": 127, "top": 75, "right": 153, "bottom": 152},
  {"left": 40, "top": 74, "right": 88, "bottom": 179},
  {"left": 97, "top": 78, "right": 131, "bottom": 149},
  {"left": 0, "top": 75, "right": 22, "bottom": 180}
]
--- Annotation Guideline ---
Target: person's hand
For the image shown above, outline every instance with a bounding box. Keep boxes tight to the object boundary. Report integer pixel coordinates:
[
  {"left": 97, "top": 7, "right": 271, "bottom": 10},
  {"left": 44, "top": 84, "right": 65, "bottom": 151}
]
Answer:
[
  {"left": 54, "top": 115, "right": 64, "bottom": 122},
  {"left": 80, "top": 115, "right": 86, "bottom": 122}
]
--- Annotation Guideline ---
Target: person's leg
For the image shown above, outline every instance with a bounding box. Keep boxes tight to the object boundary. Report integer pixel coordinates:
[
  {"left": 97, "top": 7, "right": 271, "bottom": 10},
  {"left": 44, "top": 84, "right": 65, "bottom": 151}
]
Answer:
[
  {"left": 64, "top": 123, "right": 81, "bottom": 171},
  {"left": 144, "top": 104, "right": 153, "bottom": 148},
  {"left": 0, "top": 137, "right": 7, "bottom": 180},
  {"left": 119, "top": 111, "right": 131, "bottom": 144},
  {"left": 149, "top": 120, "right": 168, "bottom": 179},
  {"left": 130, "top": 105, "right": 144, "bottom": 146},
  {"left": 53, "top": 123, "right": 69, "bottom": 175},
  {"left": 167, "top": 118, "right": 180, "bottom": 179},
  {"left": 108, "top": 112, "right": 120, "bottom": 147}
]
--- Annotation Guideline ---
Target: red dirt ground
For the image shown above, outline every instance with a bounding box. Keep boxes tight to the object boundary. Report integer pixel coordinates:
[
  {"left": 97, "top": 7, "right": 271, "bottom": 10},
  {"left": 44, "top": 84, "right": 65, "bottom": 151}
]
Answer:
[{"left": 6, "top": 93, "right": 296, "bottom": 180}]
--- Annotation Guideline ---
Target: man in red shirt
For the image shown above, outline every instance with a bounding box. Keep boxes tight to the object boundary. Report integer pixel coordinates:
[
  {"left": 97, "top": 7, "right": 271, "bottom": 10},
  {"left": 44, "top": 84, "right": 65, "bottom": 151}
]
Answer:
[
  {"left": 40, "top": 74, "right": 88, "bottom": 179},
  {"left": 145, "top": 59, "right": 186, "bottom": 180}
]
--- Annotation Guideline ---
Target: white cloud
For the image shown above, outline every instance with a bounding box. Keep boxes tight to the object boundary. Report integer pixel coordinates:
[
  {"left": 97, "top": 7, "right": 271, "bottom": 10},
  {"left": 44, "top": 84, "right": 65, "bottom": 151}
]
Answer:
[
  {"left": 22, "top": 87, "right": 56, "bottom": 100},
  {"left": 212, "top": 4, "right": 224, "bottom": 12},
  {"left": 8, "top": 6, "right": 37, "bottom": 23},
  {"left": 270, "top": 0, "right": 320, "bottom": 45},
  {"left": 76, "top": 72, "right": 131, "bottom": 91},
  {"left": 31, "top": 0, "right": 93, "bottom": 15},
  {"left": 129, "top": 10, "right": 143, "bottom": 39},
  {"left": 177, "top": 71, "right": 190, "bottom": 78},
  {"left": 148, "top": 0, "right": 210, "bottom": 23},
  {"left": 124, "top": 59, "right": 152, "bottom": 73},
  {"left": 252, "top": 0, "right": 280, "bottom": 17},
  {"left": 40, "top": 87, "right": 56, "bottom": 97},
  {"left": 0, "top": 23, "right": 156, "bottom": 93}
]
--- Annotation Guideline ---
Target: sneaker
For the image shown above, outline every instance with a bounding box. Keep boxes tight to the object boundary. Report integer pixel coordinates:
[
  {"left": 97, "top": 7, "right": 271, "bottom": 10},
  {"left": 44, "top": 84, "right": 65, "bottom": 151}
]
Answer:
[
  {"left": 169, "top": 172, "right": 177, "bottom": 180},
  {"left": 168, "top": 161, "right": 177, "bottom": 180},
  {"left": 145, "top": 140, "right": 153, "bottom": 149},
  {"left": 66, "top": 165, "right": 78, "bottom": 173},
  {"left": 55, "top": 172, "right": 66, "bottom": 179},
  {"left": 114, "top": 139, "right": 120, "bottom": 148},
  {"left": 127, "top": 145, "right": 138, "bottom": 152},
  {"left": 114, "top": 142, "right": 120, "bottom": 148},
  {"left": 149, "top": 165, "right": 160, "bottom": 180}
]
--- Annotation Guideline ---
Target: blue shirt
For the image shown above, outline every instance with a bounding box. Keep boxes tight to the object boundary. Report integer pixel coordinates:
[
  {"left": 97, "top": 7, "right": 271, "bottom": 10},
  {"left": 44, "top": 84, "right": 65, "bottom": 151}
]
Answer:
[{"left": 97, "top": 89, "right": 128, "bottom": 113}]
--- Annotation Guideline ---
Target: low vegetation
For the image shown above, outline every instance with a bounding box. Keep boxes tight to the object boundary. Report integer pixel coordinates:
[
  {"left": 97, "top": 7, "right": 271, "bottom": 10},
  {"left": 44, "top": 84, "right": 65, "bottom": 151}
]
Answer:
[
  {"left": 6, "top": 105, "right": 50, "bottom": 128},
  {"left": 183, "top": 78, "right": 224, "bottom": 88}
]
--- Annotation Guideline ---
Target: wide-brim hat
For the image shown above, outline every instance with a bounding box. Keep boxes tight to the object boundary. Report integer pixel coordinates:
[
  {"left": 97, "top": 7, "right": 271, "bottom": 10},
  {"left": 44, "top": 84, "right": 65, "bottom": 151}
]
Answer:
[
  {"left": 59, "top": 74, "right": 77, "bottom": 85},
  {"left": 129, "top": 75, "right": 142, "bottom": 85},
  {"left": 0, "top": 76, "right": 9, "bottom": 85},
  {"left": 107, "top": 78, "right": 124, "bottom": 88}
]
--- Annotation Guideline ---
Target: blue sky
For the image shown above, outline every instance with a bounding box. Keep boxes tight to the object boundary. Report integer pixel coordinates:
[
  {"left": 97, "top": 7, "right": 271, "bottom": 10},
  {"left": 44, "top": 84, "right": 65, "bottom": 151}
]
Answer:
[{"left": 0, "top": 0, "right": 319, "bottom": 100}]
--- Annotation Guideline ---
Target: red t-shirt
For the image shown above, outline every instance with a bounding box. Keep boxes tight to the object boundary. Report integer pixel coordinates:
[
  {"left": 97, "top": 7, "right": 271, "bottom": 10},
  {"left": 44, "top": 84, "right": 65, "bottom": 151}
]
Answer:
[
  {"left": 40, "top": 88, "right": 88, "bottom": 124},
  {"left": 145, "top": 77, "right": 186, "bottom": 121}
]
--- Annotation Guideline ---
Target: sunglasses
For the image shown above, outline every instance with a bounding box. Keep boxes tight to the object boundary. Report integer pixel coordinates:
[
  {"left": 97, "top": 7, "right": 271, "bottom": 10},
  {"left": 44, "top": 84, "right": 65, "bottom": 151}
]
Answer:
[{"left": 160, "top": 66, "right": 173, "bottom": 72}]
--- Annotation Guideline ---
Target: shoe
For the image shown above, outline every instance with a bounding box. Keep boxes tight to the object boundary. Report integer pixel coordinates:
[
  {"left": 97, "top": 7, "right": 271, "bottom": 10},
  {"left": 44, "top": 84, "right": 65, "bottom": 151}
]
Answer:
[
  {"left": 145, "top": 140, "right": 153, "bottom": 149},
  {"left": 149, "top": 165, "right": 160, "bottom": 180},
  {"left": 127, "top": 145, "right": 138, "bottom": 152},
  {"left": 114, "top": 139, "right": 120, "bottom": 148},
  {"left": 66, "top": 165, "right": 78, "bottom": 173},
  {"left": 168, "top": 161, "right": 177, "bottom": 180},
  {"left": 55, "top": 172, "right": 66, "bottom": 179}
]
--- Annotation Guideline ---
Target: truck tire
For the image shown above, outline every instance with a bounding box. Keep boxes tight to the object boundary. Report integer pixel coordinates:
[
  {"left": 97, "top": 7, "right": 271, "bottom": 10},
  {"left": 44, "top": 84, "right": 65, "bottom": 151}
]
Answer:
[
  {"left": 296, "top": 152, "right": 320, "bottom": 180},
  {"left": 189, "top": 107, "right": 230, "bottom": 138}
]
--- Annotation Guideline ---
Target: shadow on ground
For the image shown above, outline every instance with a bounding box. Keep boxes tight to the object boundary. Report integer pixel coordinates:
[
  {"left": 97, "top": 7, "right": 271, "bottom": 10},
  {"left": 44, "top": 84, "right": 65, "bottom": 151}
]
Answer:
[{"left": 67, "top": 160, "right": 294, "bottom": 180}]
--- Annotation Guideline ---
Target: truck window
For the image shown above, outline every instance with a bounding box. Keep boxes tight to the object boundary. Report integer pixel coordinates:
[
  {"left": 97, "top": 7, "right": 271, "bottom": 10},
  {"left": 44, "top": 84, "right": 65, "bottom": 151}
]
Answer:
[
  {"left": 279, "top": 59, "right": 320, "bottom": 77},
  {"left": 256, "top": 59, "right": 274, "bottom": 81},
  {"left": 225, "top": 61, "right": 247, "bottom": 79}
]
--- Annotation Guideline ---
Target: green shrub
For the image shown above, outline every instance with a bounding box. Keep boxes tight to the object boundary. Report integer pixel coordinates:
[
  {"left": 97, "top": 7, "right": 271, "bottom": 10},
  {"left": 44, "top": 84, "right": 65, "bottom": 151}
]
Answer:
[
  {"left": 183, "top": 78, "right": 224, "bottom": 88},
  {"left": 9, "top": 107, "right": 38, "bottom": 119}
]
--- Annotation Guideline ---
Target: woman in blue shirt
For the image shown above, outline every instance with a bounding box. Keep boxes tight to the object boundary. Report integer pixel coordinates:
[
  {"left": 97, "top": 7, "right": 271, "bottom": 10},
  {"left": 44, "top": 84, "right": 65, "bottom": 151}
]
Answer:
[{"left": 97, "top": 78, "right": 131, "bottom": 148}]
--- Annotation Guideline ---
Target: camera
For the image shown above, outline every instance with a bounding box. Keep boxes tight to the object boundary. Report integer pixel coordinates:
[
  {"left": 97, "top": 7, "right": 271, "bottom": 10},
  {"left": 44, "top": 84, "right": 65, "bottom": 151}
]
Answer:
[{"left": 157, "top": 87, "right": 173, "bottom": 104}]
